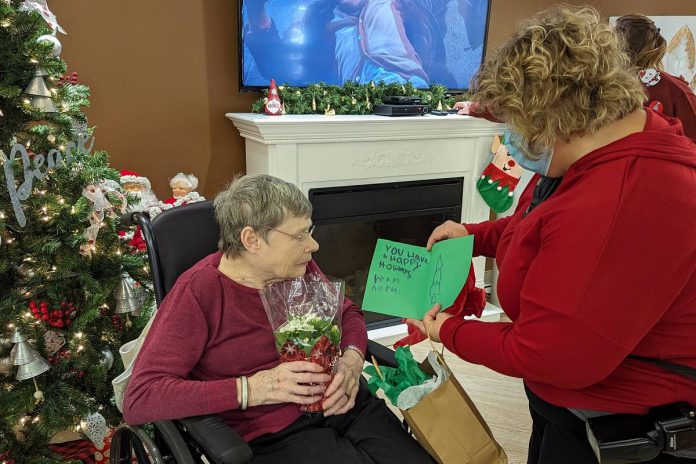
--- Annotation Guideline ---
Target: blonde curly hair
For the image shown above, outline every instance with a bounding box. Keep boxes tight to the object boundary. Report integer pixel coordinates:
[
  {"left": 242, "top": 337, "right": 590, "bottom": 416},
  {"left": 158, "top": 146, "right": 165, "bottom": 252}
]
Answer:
[{"left": 471, "top": 5, "right": 646, "bottom": 158}]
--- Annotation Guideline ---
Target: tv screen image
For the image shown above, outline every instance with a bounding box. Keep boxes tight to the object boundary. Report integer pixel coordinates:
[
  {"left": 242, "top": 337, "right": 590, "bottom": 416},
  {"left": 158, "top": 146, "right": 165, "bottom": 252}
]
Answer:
[{"left": 240, "top": 0, "right": 490, "bottom": 91}]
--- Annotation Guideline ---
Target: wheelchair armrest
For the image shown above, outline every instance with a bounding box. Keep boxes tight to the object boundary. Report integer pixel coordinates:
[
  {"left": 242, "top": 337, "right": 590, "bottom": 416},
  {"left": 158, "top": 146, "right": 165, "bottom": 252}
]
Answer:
[
  {"left": 178, "top": 415, "right": 253, "bottom": 464},
  {"left": 366, "top": 339, "right": 398, "bottom": 369}
]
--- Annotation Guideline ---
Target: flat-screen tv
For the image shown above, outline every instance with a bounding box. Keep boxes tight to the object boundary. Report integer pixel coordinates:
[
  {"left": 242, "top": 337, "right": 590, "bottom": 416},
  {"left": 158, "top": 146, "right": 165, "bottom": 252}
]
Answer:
[{"left": 239, "top": 0, "right": 491, "bottom": 91}]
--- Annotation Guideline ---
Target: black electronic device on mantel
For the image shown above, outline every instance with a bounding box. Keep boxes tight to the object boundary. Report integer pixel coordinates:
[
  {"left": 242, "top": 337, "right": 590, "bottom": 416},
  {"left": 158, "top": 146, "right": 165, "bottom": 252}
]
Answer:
[
  {"left": 383, "top": 95, "right": 423, "bottom": 105},
  {"left": 373, "top": 104, "right": 430, "bottom": 117}
]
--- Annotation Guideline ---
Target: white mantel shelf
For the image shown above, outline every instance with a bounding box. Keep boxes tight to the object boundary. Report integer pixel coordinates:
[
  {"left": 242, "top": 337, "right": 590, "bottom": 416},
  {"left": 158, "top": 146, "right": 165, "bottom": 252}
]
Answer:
[
  {"left": 226, "top": 113, "right": 504, "bottom": 144},
  {"left": 227, "top": 112, "right": 506, "bottom": 327}
]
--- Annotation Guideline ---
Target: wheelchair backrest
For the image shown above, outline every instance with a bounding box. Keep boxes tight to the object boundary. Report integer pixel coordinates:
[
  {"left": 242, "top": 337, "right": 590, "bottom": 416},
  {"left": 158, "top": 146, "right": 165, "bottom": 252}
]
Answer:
[{"left": 144, "top": 200, "right": 219, "bottom": 305}]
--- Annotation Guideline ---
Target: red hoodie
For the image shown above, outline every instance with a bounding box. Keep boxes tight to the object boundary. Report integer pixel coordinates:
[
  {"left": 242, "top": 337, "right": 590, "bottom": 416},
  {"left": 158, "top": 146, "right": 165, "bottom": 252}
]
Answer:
[{"left": 441, "top": 110, "right": 696, "bottom": 414}]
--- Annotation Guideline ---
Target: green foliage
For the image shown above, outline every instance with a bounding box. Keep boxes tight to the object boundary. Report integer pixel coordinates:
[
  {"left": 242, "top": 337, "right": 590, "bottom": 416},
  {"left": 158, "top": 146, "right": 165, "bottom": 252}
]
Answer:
[
  {"left": 273, "top": 315, "right": 341, "bottom": 356},
  {"left": 251, "top": 81, "right": 470, "bottom": 115},
  {"left": 0, "top": 2, "right": 153, "bottom": 462}
]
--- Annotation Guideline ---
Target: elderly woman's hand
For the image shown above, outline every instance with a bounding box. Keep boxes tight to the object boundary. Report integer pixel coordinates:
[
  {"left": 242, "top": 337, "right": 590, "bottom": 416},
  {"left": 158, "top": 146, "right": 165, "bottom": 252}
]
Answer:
[
  {"left": 405, "top": 304, "right": 452, "bottom": 343},
  {"left": 322, "top": 349, "right": 363, "bottom": 416},
  {"left": 247, "top": 361, "right": 331, "bottom": 407}
]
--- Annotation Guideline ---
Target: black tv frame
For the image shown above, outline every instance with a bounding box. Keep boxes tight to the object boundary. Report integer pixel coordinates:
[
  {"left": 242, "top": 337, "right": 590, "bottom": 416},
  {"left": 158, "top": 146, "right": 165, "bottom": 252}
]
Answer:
[{"left": 236, "top": 0, "right": 492, "bottom": 94}]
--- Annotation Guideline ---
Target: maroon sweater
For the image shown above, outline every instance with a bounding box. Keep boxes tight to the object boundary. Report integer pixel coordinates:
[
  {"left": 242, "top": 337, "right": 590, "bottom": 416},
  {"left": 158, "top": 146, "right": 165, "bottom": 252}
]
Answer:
[
  {"left": 122, "top": 253, "right": 368, "bottom": 442},
  {"left": 643, "top": 70, "right": 696, "bottom": 141},
  {"left": 442, "top": 110, "right": 696, "bottom": 413}
]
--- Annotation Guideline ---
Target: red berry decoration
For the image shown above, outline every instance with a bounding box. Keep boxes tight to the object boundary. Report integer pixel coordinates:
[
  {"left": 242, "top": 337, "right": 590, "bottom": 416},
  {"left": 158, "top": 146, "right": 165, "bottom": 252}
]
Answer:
[{"left": 27, "top": 300, "right": 78, "bottom": 327}]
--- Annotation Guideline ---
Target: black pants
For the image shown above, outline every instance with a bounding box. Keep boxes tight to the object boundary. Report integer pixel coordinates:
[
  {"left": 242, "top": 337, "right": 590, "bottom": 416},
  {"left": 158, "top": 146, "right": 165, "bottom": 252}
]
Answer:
[
  {"left": 248, "top": 382, "right": 435, "bottom": 464},
  {"left": 526, "top": 384, "right": 696, "bottom": 464}
]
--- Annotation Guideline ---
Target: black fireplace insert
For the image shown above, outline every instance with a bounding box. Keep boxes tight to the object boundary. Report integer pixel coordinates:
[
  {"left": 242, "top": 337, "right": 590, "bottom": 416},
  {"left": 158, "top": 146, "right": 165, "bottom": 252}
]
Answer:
[{"left": 309, "top": 177, "right": 464, "bottom": 329}]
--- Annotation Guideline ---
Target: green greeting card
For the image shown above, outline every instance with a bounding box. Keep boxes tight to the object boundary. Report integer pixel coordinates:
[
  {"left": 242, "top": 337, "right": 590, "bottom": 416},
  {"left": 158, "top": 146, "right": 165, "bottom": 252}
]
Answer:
[{"left": 361, "top": 236, "right": 474, "bottom": 319}]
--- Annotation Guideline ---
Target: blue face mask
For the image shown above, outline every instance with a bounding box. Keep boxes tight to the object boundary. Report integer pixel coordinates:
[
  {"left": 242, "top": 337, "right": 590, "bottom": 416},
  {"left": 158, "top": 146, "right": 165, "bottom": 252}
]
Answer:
[{"left": 503, "top": 129, "right": 555, "bottom": 177}]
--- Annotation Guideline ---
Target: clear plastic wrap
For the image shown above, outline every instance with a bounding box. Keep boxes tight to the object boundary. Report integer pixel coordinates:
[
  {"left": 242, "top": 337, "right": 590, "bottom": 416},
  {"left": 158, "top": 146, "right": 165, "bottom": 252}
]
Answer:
[{"left": 261, "top": 273, "right": 344, "bottom": 413}]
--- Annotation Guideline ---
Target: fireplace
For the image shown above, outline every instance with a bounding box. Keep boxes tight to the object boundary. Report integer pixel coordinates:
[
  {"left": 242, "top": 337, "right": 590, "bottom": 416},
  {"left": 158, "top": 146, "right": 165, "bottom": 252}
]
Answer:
[
  {"left": 226, "top": 112, "right": 506, "bottom": 336},
  {"left": 309, "top": 178, "right": 463, "bottom": 328}
]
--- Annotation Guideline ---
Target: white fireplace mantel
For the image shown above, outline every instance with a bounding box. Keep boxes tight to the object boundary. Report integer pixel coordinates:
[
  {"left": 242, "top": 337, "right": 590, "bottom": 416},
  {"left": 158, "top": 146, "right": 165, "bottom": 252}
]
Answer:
[{"left": 227, "top": 113, "right": 506, "bottom": 332}]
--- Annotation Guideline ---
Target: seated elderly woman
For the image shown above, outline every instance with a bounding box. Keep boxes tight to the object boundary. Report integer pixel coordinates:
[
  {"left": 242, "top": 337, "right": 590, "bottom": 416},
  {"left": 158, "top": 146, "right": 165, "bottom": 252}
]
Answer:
[{"left": 122, "top": 174, "right": 434, "bottom": 463}]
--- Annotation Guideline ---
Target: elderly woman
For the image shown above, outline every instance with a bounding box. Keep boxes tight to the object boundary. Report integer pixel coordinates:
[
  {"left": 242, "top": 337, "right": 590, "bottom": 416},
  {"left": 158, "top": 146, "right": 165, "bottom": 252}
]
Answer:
[
  {"left": 410, "top": 6, "right": 696, "bottom": 464},
  {"left": 123, "top": 174, "right": 433, "bottom": 463},
  {"left": 615, "top": 14, "right": 696, "bottom": 140}
]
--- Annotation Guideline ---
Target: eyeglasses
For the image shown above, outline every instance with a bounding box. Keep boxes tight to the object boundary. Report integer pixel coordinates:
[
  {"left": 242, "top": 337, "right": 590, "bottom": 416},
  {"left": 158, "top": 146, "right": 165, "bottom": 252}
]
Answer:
[{"left": 262, "top": 224, "right": 315, "bottom": 242}]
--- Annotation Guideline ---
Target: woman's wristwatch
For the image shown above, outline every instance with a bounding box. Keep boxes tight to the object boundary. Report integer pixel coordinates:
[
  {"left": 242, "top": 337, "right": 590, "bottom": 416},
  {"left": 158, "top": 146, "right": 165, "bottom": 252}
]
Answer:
[{"left": 343, "top": 344, "right": 365, "bottom": 362}]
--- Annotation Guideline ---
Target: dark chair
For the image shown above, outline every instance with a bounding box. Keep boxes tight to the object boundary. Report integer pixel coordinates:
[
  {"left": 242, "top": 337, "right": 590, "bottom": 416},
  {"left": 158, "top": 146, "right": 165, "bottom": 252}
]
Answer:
[{"left": 111, "top": 200, "right": 398, "bottom": 464}]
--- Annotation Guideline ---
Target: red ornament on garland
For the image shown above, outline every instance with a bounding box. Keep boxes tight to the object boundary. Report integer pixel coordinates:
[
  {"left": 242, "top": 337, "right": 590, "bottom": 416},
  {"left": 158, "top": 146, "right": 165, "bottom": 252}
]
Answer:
[{"left": 264, "top": 79, "right": 283, "bottom": 116}]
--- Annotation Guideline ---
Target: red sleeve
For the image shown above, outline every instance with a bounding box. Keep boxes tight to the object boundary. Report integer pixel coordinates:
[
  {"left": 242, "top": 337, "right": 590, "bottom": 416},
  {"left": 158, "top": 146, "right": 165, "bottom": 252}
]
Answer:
[
  {"left": 307, "top": 261, "right": 368, "bottom": 355},
  {"left": 440, "top": 172, "right": 690, "bottom": 389},
  {"left": 464, "top": 217, "right": 513, "bottom": 257},
  {"left": 468, "top": 101, "right": 501, "bottom": 123},
  {"left": 464, "top": 175, "right": 538, "bottom": 258},
  {"left": 122, "top": 285, "right": 239, "bottom": 425}
]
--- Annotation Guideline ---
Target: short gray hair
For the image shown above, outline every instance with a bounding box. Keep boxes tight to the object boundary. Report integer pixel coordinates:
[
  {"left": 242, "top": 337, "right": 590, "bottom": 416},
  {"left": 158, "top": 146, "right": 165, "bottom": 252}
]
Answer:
[{"left": 214, "top": 174, "right": 312, "bottom": 258}]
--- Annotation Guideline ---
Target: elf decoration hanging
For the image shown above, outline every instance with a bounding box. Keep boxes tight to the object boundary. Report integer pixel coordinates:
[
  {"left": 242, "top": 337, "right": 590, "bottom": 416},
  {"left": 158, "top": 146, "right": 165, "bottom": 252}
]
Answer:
[{"left": 476, "top": 134, "right": 523, "bottom": 213}]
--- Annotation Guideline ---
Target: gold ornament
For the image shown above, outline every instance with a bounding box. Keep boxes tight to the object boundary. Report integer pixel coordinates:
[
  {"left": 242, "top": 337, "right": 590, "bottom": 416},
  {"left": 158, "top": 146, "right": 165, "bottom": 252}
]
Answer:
[
  {"left": 312, "top": 97, "right": 317, "bottom": 111},
  {"left": 437, "top": 101, "right": 443, "bottom": 111},
  {"left": 47, "top": 134, "right": 56, "bottom": 143},
  {"left": 324, "top": 105, "right": 336, "bottom": 116},
  {"left": 351, "top": 96, "right": 357, "bottom": 105}
]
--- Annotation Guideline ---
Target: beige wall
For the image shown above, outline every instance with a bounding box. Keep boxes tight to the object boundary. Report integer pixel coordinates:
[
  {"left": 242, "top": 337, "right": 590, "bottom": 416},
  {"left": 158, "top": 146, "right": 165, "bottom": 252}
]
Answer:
[{"left": 51, "top": 0, "right": 696, "bottom": 198}]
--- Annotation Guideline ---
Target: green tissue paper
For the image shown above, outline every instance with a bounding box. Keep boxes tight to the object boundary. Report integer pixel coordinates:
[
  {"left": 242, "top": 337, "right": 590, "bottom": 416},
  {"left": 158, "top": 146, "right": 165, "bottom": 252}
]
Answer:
[{"left": 364, "top": 346, "right": 432, "bottom": 406}]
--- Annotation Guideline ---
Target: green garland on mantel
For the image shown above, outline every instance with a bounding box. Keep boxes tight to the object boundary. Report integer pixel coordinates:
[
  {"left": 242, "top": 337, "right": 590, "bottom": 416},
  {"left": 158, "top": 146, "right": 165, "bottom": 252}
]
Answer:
[{"left": 251, "top": 81, "right": 470, "bottom": 115}]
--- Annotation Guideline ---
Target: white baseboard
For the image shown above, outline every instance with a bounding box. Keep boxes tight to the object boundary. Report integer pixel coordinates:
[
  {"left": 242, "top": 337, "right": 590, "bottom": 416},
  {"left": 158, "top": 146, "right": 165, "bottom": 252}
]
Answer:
[{"left": 367, "top": 302, "right": 504, "bottom": 340}]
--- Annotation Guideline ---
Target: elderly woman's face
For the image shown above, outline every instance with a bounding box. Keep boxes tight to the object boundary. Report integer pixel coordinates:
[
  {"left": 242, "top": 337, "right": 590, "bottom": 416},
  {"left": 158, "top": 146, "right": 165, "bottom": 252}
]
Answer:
[{"left": 258, "top": 215, "right": 319, "bottom": 279}]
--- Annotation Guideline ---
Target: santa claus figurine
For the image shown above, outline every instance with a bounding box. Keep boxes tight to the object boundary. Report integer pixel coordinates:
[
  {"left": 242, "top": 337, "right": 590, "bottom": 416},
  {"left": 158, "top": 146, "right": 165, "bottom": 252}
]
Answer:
[
  {"left": 118, "top": 169, "right": 158, "bottom": 253},
  {"left": 119, "top": 169, "right": 159, "bottom": 212}
]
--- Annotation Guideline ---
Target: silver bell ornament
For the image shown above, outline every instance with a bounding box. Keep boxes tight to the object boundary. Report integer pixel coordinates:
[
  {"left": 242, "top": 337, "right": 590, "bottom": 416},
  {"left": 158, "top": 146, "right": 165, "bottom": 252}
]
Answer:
[
  {"left": 16, "top": 356, "right": 50, "bottom": 381},
  {"left": 101, "top": 348, "right": 114, "bottom": 370},
  {"left": 36, "top": 34, "right": 62, "bottom": 57},
  {"left": 10, "top": 329, "right": 27, "bottom": 343},
  {"left": 12, "top": 341, "right": 41, "bottom": 365},
  {"left": 114, "top": 274, "right": 144, "bottom": 313}
]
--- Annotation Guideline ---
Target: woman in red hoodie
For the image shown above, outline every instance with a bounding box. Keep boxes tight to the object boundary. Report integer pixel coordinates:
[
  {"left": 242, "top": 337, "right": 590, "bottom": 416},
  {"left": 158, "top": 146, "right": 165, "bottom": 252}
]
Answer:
[{"left": 409, "top": 5, "right": 696, "bottom": 463}]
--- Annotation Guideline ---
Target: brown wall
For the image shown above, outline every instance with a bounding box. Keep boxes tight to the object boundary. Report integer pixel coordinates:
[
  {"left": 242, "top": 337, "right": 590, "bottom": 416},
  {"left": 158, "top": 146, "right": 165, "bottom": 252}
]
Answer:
[{"left": 52, "top": 0, "right": 696, "bottom": 199}]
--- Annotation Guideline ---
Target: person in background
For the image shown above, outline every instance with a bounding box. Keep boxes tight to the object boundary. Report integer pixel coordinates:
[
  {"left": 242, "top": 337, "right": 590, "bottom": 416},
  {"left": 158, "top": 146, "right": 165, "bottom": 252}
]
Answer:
[
  {"left": 615, "top": 14, "right": 696, "bottom": 140},
  {"left": 408, "top": 5, "right": 696, "bottom": 463},
  {"left": 123, "top": 174, "right": 434, "bottom": 464}
]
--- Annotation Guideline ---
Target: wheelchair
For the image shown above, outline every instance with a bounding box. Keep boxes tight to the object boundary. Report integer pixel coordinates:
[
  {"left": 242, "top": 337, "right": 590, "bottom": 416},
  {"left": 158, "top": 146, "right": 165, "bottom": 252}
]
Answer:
[{"left": 110, "top": 200, "right": 399, "bottom": 464}]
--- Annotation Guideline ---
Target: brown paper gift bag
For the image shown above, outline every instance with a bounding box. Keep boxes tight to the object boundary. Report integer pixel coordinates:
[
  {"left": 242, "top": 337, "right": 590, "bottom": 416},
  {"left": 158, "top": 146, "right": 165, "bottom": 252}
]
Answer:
[{"left": 400, "top": 351, "right": 508, "bottom": 464}]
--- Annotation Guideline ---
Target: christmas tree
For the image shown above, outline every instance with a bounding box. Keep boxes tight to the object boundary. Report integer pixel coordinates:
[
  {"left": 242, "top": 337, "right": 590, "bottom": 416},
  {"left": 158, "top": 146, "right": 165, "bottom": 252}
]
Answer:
[{"left": 0, "top": 2, "right": 152, "bottom": 462}]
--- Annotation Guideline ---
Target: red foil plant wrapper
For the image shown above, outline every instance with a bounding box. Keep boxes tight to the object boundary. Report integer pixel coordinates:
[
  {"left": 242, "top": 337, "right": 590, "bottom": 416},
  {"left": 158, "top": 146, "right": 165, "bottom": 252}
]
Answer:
[{"left": 261, "top": 273, "right": 344, "bottom": 413}]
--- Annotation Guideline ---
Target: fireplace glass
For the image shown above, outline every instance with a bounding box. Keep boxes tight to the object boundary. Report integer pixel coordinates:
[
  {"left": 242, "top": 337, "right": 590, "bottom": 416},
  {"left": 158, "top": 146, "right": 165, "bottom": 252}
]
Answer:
[{"left": 309, "top": 178, "right": 464, "bottom": 329}]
